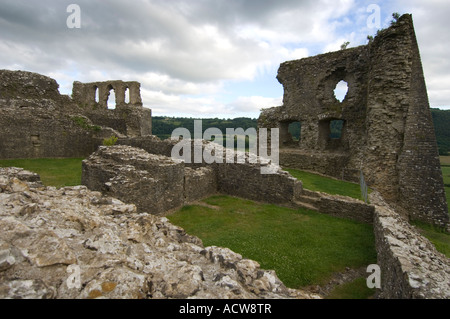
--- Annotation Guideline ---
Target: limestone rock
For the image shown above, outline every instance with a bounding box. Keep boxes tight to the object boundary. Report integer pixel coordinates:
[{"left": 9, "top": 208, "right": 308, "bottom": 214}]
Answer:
[{"left": 0, "top": 167, "right": 319, "bottom": 299}]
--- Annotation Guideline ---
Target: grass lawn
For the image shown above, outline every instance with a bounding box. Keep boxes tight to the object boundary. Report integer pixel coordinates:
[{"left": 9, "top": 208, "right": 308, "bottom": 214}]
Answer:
[
  {"left": 168, "top": 195, "right": 377, "bottom": 292},
  {"left": 0, "top": 158, "right": 84, "bottom": 188},
  {"left": 284, "top": 168, "right": 366, "bottom": 201},
  {"left": 441, "top": 163, "right": 450, "bottom": 206}
]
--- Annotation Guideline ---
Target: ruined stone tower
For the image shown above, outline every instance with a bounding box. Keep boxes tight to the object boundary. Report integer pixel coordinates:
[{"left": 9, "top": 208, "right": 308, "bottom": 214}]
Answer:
[
  {"left": 258, "top": 14, "right": 449, "bottom": 227},
  {"left": 72, "top": 80, "right": 152, "bottom": 138}
]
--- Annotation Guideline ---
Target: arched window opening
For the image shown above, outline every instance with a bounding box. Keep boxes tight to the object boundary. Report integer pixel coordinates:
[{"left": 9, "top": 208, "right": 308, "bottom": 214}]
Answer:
[
  {"left": 124, "top": 87, "right": 130, "bottom": 104},
  {"left": 334, "top": 80, "right": 349, "bottom": 103},
  {"left": 107, "top": 87, "right": 116, "bottom": 110},
  {"left": 94, "top": 86, "right": 99, "bottom": 103}
]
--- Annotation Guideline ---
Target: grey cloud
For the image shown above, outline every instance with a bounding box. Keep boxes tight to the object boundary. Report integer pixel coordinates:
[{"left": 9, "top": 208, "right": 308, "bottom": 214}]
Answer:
[{"left": 1, "top": 0, "right": 449, "bottom": 114}]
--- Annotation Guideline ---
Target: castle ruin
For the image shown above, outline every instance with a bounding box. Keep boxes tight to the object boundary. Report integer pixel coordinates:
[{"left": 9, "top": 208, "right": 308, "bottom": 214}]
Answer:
[
  {"left": 259, "top": 14, "right": 448, "bottom": 228},
  {"left": 0, "top": 14, "right": 449, "bottom": 299}
]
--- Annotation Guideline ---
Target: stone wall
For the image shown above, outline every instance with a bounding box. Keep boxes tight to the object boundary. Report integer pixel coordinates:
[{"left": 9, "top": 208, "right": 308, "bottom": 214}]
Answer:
[
  {"left": 370, "top": 192, "right": 450, "bottom": 299},
  {"left": 258, "top": 14, "right": 449, "bottom": 228},
  {"left": 184, "top": 167, "right": 217, "bottom": 203},
  {"left": 0, "top": 70, "right": 101, "bottom": 159},
  {"left": 295, "top": 189, "right": 375, "bottom": 224},
  {"left": 0, "top": 109, "right": 100, "bottom": 159},
  {"left": 0, "top": 70, "right": 152, "bottom": 159},
  {"left": 82, "top": 145, "right": 303, "bottom": 214},
  {"left": 72, "top": 80, "right": 143, "bottom": 108},
  {"left": 72, "top": 80, "right": 151, "bottom": 138},
  {"left": 82, "top": 146, "right": 187, "bottom": 215}
]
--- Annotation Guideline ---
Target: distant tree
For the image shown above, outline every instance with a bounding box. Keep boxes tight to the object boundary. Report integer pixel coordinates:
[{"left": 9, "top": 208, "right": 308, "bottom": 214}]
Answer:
[
  {"left": 391, "top": 12, "right": 401, "bottom": 25},
  {"left": 367, "top": 35, "right": 374, "bottom": 43},
  {"left": 340, "top": 41, "right": 350, "bottom": 50}
]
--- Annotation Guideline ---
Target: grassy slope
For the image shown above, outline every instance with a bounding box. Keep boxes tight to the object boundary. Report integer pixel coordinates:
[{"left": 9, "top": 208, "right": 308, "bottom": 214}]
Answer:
[{"left": 284, "top": 168, "right": 365, "bottom": 200}]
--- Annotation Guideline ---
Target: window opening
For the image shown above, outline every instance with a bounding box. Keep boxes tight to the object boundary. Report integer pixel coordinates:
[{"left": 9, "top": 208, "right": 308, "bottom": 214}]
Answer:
[
  {"left": 334, "top": 80, "right": 348, "bottom": 103},
  {"left": 107, "top": 87, "right": 116, "bottom": 110},
  {"left": 124, "top": 87, "right": 130, "bottom": 104},
  {"left": 94, "top": 86, "right": 99, "bottom": 103},
  {"left": 288, "top": 121, "right": 301, "bottom": 141},
  {"left": 330, "top": 120, "right": 344, "bottom": 139}
]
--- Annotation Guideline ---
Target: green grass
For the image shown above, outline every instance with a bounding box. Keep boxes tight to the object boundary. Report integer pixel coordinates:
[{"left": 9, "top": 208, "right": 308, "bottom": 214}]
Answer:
[
  {"left": 284, "top": 168, "right": 366, "bottom": 201},
  {"left": 411, "top": 220, "right": 450, "bottom": 258},
  {"left": 325, "top": 277, "right": 375, "bottom": 299},
  {"left": 168, "top": 195, "right": 377, "bottom": 291},
  {"left": 440, "top": 156, "right": 450, "bottom": 166},
  {"left": 441, "top": 165, "right": 450, "bottom": 206},
  {"left": 0, "top": 158, "right": 84, "bottom": 188}
]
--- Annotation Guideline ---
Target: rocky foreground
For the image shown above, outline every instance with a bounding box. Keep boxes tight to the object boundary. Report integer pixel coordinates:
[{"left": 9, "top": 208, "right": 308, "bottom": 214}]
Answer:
[{"left": 0, "top": 167, "right": 319, "bottom": 299}]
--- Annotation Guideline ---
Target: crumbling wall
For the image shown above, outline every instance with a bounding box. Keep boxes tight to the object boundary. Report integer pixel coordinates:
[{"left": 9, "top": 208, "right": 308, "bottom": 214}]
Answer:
[
  {"left": 258, "top": 14, "right": 448, "bottom": 228},
  {"left": 295, "top": 189, "right": 375, "bottom": 224},
  {"left": 72, "top": 80, "right": 142, "bottom": 108},
  {"left": 184, "top": 167, "right": 217, "bottom": 203},
  {"left": 0, "top": 70, "right": 101, "bottom": 158},
  {"left": 82, "top": 145, "right": 303, "bottom": 214},
  {"left": 82, "top": 146, "right": 187, "bottom": 215},
  {"left": 0, "top": 70, "right": 153, "bottom": 159}
]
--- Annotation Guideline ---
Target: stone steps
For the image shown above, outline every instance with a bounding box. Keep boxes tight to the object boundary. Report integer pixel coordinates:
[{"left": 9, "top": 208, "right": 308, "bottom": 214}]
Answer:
[
  {"left": 293, "top": 199, "right": 319, "bottom": 211},
  {"left": 294, "top": 189, "right": 321, "bottom": 211}
]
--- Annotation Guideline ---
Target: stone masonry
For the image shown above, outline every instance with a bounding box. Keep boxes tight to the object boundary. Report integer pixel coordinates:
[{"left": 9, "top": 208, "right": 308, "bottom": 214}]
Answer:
[
  {"left": 370, "top": 191, "right": 450, "bottom": 299},
  {"left": 0, "top": 71, "right": 152, "bottom": 159},
  {"left": 0, "top": 167, "right": 318, "bottom": 299},
  {"left": 258, "top": 14, "right": 449, "bottom": 228},
  {"left": 82, "top": 144, "right": 303, "bottom": 215}
]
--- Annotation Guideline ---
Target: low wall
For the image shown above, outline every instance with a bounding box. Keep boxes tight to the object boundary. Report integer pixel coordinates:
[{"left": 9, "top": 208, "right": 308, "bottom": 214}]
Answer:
[
  {"left": 184, "top": 167, "right": 217, "bottom": 203},
  {"left": 295, "top": 189, "right": 375, "bottom": 224},
  {"left": 370, "top": 192, "right": 450, "bottom": 299},
  {"left": 217, "top": 162, "right": 302, "bottom": 205},
  {"left": 82, "top": 146, "right": 186, "bottom": 215},
  {"left": 279, "top": 149, "right": 351, "bottom": 182},
  {"left": 82, "top": 145, "right": 303, "bottom": 215}
]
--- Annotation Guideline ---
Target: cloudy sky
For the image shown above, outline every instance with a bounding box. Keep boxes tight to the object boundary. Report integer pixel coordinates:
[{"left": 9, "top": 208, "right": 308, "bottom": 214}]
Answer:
[{"left": 1, "top": 0, "right": 449, "bottom": 118}]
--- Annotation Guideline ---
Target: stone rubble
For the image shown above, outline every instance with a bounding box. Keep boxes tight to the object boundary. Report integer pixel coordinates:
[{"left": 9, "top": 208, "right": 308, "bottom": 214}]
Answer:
[{"left": 0, "top": 167, "right": 319, "bottom": 299}]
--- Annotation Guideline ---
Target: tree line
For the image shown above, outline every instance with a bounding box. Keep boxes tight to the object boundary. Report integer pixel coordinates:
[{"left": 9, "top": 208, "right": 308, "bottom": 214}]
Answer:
[{"left": 152, "top": 109, "right": 450, "bottom": 156}]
